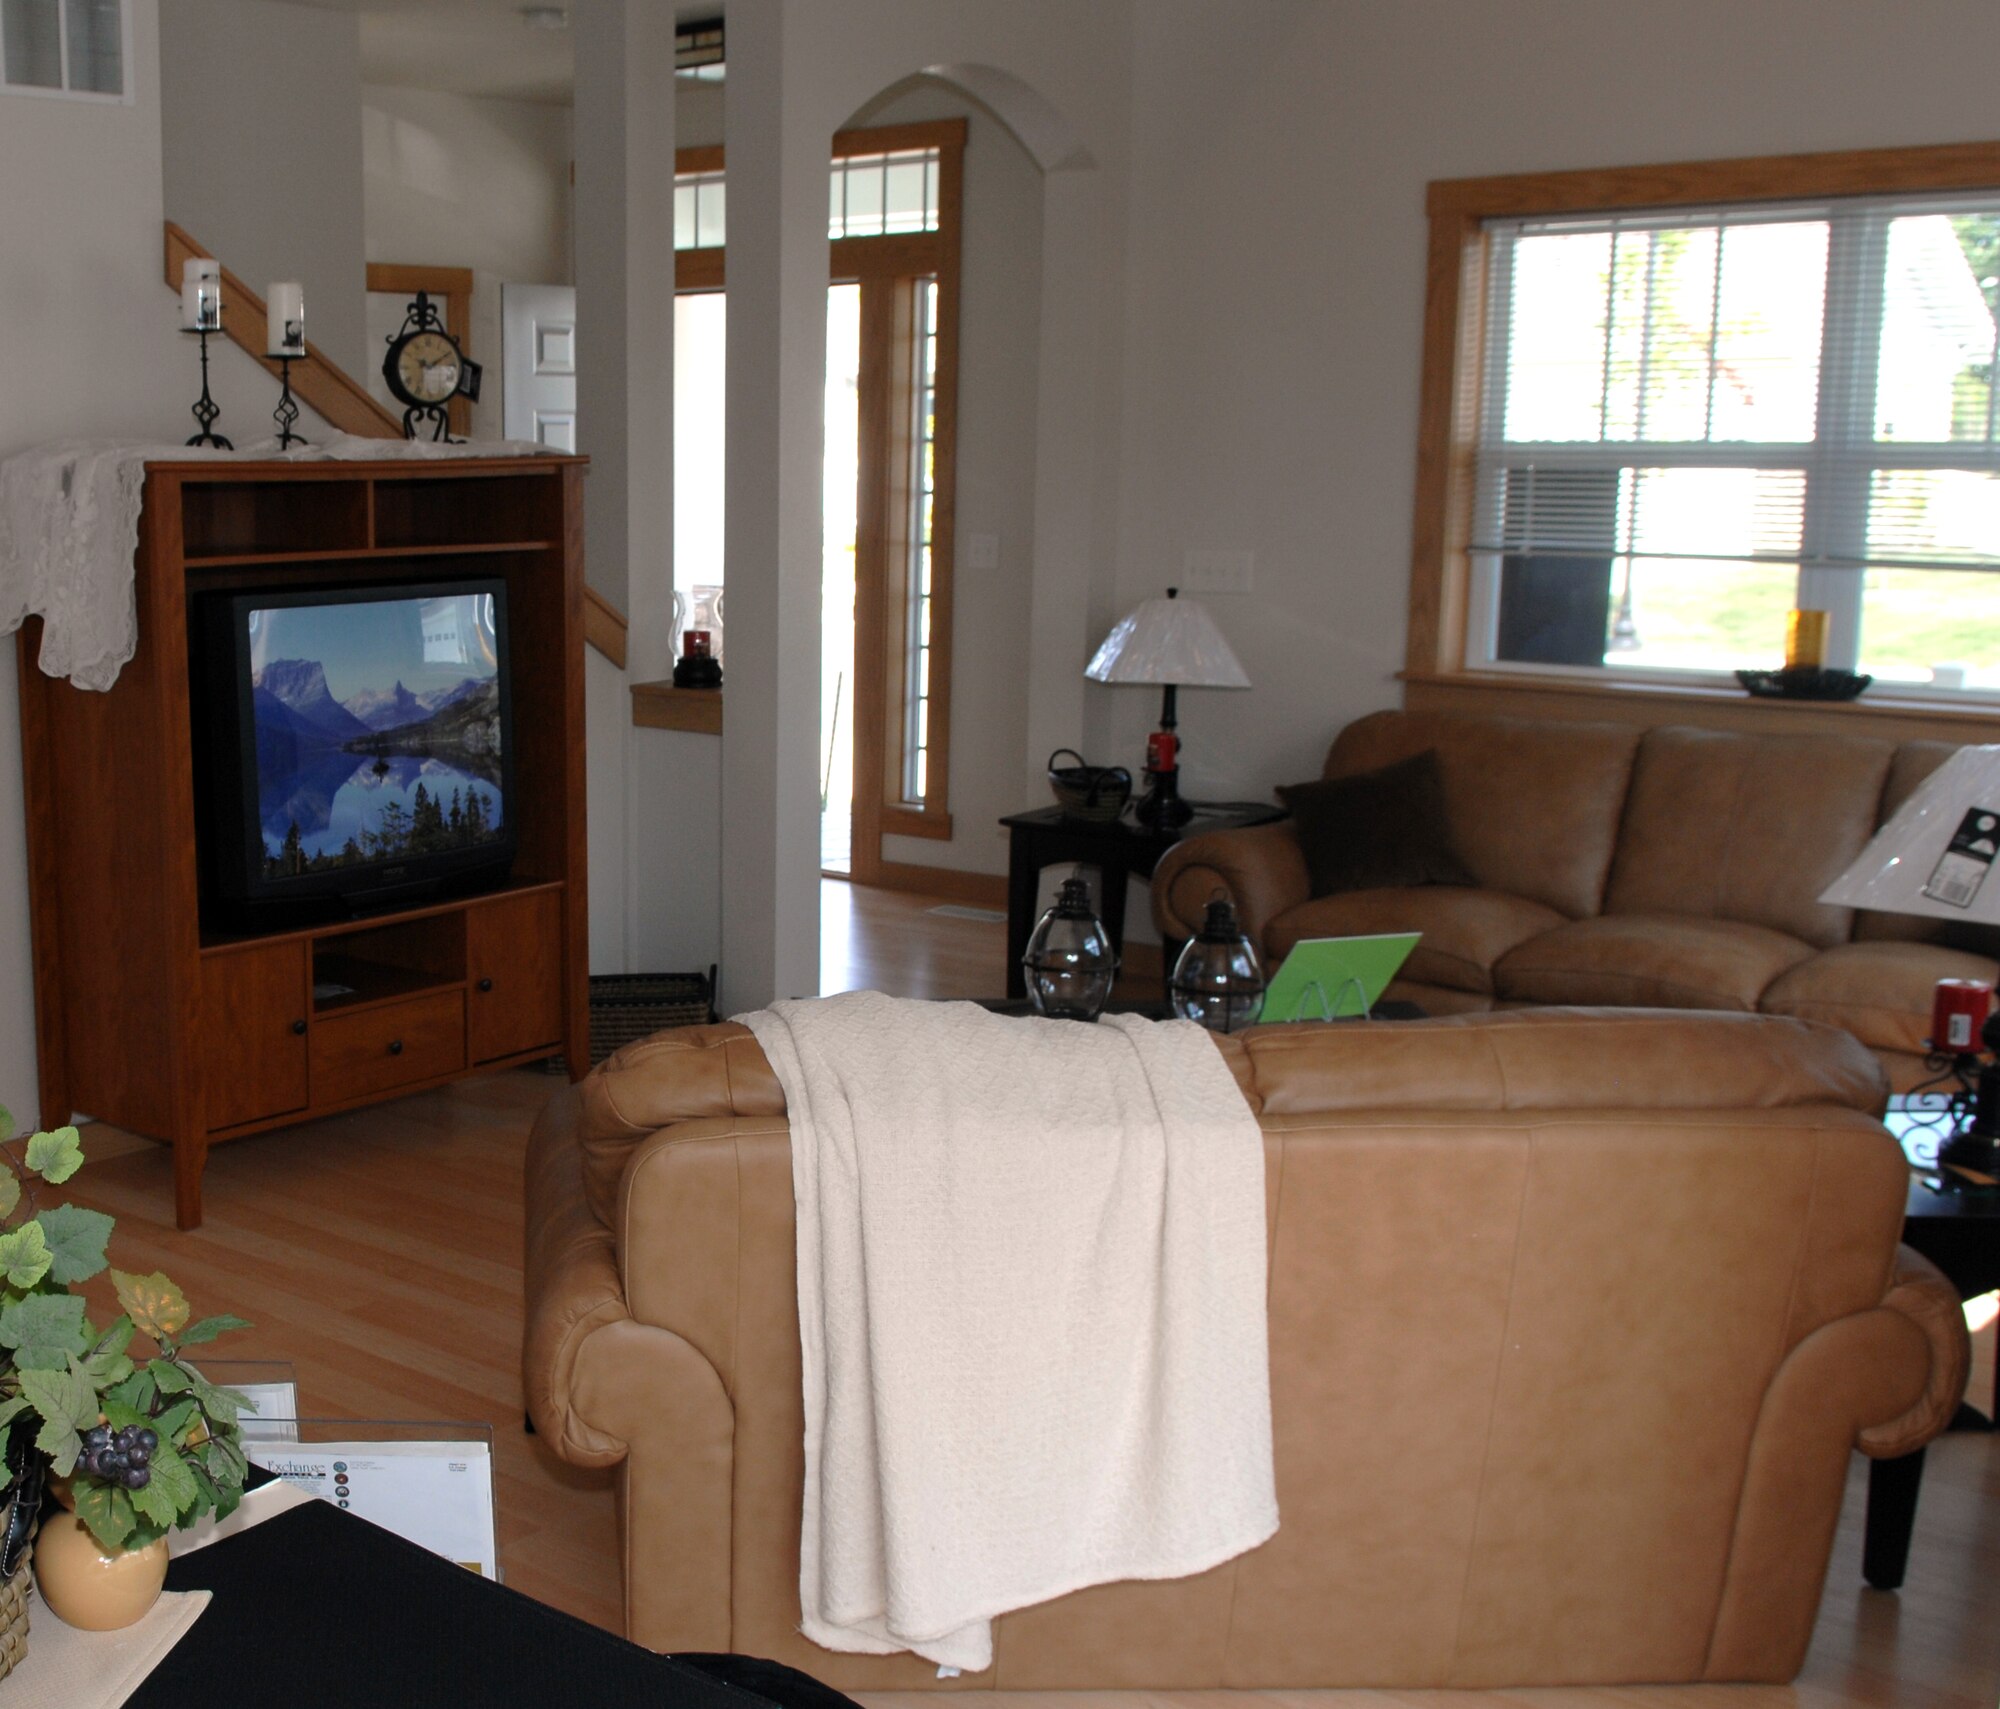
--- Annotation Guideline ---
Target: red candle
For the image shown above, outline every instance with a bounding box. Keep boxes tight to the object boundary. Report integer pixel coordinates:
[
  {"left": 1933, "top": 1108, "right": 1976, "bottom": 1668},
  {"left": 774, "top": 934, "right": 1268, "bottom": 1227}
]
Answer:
[
  {"left": 1931, "top": 978, "right": 1991, "bottom": 1053},
  {"left": 1147, "top": 730, "right": 1178, "bottom": 774},
  {"left": 683, "top": 629, "right": 712, "bottom": 659}
]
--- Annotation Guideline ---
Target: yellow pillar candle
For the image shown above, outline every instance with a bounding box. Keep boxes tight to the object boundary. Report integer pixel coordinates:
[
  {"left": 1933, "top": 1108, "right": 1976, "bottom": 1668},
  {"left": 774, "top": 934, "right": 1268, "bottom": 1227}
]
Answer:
[{"left": 1785, "top": 608, "right": 1830, "bottom": 670}]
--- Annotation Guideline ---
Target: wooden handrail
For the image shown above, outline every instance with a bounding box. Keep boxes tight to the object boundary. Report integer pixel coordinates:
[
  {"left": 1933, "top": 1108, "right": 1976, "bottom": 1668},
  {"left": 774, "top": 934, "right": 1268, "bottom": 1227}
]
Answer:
[
  {"left": 163, "top": 223, "right": 402, "bottom": 439},
  {"left": 584, "top": 585, "right": 628, "bottom": 669}
]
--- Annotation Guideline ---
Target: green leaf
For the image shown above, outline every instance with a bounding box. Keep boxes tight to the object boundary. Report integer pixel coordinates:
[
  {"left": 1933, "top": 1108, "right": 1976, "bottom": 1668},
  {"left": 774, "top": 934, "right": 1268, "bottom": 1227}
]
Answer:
[
  {"left": 174, "top": 1314, "right": 251, "bottom": 1349},
  {"left": 151, "top": 1361, "right": 193, "bottom": 1396},
  {"left": 105, "top": 1367, "right": 156, "bottom": 1419},
  {"left": 34, "top": 1205, "right": 113, "bottom": 1286},
  {"left": 0, "top": 1223, "right": 50, "bottom": 1290},
  {"left": 144, "top": 1439, "right": 198, "bottom": 1513},
  {"left": 0, "top": 1107, "right": 13, "bottom": 1144},
  {"left": 0, "top": 1396, "right": 29, "bottom": 1433},
  {"left": 110, "top": 1270, "right": 189, "bottom": 1342},
  {"left": 0, "top": 1292, "right": 89, "bottom": 1371},
  {"left": 23, "top": 1126, "right": 82, "bottom": 1186},
  {"left": 72, "top": 1479, "right": 136, "bottom": 1552},
  {"left": 0, "top": 1171, "right": 18, "bottom": 1222},
  {"left": 99, "top": 1394, "right": 148, "bottom": 1432},
  {"left": 153, "top": 1397, "right": 197, "bottom": 1445},
  {"left": 19, "top": 1365, "right": 97, "bottom": 1475}
]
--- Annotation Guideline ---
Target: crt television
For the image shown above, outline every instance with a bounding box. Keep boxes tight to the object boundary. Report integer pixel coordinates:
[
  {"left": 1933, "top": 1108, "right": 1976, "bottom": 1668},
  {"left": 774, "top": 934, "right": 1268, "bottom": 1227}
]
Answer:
[{"left": 193, "top": 578, "right": 517, "bottom": 921}]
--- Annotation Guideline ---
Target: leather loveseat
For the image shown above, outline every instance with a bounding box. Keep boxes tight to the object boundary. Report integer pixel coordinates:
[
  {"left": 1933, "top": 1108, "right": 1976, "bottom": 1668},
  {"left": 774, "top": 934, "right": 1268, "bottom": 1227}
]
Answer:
[
  {"left": 523, "top": 1005, "right": 1968, "bottom": 1691},
  {"left": 1153, "top": 709, "right": 2000, "bottom": 1089}
]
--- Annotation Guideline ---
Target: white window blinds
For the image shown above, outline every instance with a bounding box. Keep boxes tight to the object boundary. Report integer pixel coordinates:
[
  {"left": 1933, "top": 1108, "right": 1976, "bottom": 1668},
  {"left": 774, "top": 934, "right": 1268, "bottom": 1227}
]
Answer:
[{"left": 1472, "top": 193, "right": 2000, "bottom": 579}]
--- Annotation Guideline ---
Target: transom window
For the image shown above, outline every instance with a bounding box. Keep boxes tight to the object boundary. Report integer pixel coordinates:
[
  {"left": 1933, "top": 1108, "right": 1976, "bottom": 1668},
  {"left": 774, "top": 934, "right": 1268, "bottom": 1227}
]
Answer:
[
  {"left": 1415, "top": 146, "right": 2000, "bottom": 699},
  {"left": 673, "top": 148, "right": 943, "bottom": 253},
  {"left": 1, "top": 0, "right": 123, "bottom": 99}
]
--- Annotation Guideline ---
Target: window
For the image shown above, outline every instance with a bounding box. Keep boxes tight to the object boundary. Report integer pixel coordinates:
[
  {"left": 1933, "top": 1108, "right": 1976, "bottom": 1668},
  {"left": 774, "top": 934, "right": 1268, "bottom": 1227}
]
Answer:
[
  {"left": 672, "top": 146, "right": 943, "bottom": 251},
  {"left": 1, "top": 0, "right": 123, "bottom": 98},
  {"left": 1413, "top": 144, "right": 2000, "bottom": 697}
]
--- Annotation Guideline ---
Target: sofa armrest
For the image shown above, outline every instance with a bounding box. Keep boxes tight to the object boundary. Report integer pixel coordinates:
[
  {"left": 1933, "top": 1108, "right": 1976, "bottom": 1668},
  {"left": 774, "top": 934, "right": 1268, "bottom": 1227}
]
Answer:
[
  {"left": 1152, "top": 817, "right": 1309, "bottom": 947},
  {"left": 522, "top": 1085, "right": 635, "bottom": 1469},
  {"left": 1857, "top": 1243, "right": 1972, "bottom": 1459}
]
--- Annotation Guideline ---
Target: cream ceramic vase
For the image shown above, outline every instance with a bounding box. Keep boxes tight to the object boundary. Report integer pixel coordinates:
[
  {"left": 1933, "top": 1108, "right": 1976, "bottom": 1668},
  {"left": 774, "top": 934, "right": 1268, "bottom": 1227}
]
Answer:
[{"left": 32, "top": 1505, "right": 168, "bottom": 1631}]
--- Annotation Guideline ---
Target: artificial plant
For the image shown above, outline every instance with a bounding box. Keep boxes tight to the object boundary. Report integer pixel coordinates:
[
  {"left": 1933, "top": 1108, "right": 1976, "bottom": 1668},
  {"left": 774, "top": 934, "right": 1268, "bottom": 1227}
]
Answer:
[{"left": 0, "top": 1111, "right": 252, "bottom": 1553}]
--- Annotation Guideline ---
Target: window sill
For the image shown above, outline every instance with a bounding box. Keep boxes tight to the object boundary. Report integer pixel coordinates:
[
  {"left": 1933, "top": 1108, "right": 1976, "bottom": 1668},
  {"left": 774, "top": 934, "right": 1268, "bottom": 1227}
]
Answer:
[
  {"left": 1400, "top": 668, "right": 2000, "bottom": 743},
  {"left": 631, "top": 681, "right": 722, "bottom": 735}
]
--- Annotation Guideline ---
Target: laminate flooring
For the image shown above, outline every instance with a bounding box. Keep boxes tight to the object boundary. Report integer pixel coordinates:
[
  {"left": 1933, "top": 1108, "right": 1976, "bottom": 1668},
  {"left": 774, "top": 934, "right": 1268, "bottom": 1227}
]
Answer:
[{"left": 54, "top": 882, "right": 2000, "bottom": 1707}]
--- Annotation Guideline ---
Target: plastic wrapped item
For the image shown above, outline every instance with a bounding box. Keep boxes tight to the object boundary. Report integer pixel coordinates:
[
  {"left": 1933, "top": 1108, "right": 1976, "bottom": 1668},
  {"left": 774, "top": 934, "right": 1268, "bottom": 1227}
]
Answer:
[{"left": 1821, "top": 745, "right": 2000, "bottom": 922}]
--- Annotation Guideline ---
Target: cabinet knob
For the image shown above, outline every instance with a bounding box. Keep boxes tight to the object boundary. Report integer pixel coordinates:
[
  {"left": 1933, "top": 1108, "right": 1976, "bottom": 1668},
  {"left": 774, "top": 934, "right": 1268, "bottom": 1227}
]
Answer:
[
  {"left": 388, "top": 1039, "right": 404, "bottom": 1056},
  {"left": 291, "top": 1019, "right": 307, "bottom": 1036},
  {"left": 478, "top": 978, "right": 494, "bottom": 993}
]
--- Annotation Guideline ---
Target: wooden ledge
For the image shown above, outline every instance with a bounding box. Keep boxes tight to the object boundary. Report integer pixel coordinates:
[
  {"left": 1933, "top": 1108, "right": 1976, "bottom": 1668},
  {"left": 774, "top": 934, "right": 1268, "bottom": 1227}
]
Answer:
[
  {"left": 632, "top": 680, "right": 722, "bottom": 735},
  {"left": 1402, "top": 669, "right": 2000, "bottom": 745}
]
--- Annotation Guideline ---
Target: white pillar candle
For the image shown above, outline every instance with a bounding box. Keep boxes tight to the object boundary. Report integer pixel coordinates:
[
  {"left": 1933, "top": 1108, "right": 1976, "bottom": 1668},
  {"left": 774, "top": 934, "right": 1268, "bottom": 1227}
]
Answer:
[
  {"left": 266, "top": 282, "right": 305, "bottom": 356},
  {"left": 180, "top": 258, "right": 222, "bottom": 331}
]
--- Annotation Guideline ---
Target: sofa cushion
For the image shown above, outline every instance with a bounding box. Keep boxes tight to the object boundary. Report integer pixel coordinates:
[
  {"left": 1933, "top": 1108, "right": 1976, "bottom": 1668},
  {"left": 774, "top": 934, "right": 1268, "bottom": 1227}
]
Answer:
[
  {"left": 1761, "top": 940, "right": 2000, "bottom": 1056},
  {"left": 1850, "top": 740, "right": 2000, "bottom": 956},
  {"left": 1267, "top": 886, "right": 1566, "bottom": 995},
  {"left": 1278, "top": 749, "right": 1473, "bottom": 897},
  {"left": 1324, "top": 710, "right": 1641, "bottom": 920},
  {"left": 1493, "top": 914, "right": 1816, "bottom": 1011},
  {"left": 1603, "top": 726, "right": 1892, "bottom": 949}
]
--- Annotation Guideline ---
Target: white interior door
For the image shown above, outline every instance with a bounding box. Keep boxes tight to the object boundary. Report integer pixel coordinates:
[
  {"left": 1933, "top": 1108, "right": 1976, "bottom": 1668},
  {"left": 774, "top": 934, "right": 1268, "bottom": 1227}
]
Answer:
[{"left": 502, "top": 283, "right": 577, "bottom": 450}]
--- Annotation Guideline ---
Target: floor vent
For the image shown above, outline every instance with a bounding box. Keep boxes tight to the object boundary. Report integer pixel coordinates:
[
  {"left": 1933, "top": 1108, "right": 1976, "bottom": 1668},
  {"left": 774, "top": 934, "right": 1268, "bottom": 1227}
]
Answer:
[{"left": 927, "top": 904, "right": 1007, "bottom": 923}]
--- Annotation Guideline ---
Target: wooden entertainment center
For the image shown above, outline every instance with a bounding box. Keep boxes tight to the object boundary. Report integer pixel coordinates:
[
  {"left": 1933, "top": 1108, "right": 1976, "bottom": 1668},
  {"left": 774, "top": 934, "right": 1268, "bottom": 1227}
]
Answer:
[{"left": 16, "top": 457, "right": 589, "bottom": 1228}]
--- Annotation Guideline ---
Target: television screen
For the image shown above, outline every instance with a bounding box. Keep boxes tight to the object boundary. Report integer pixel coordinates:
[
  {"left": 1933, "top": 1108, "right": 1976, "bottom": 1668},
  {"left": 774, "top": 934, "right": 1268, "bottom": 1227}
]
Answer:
[{"left": 236, "top": 584, "right": 510, "bottom": 892}]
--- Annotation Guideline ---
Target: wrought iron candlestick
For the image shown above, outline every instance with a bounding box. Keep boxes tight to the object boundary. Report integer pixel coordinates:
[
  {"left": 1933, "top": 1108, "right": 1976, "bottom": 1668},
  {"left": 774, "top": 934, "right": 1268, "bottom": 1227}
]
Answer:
[
  {"left": 272, "top": 353, "right": 307, "bottom": 449},
  {"left": 184, "top": 324, "right": 232, "bottom": 450}
]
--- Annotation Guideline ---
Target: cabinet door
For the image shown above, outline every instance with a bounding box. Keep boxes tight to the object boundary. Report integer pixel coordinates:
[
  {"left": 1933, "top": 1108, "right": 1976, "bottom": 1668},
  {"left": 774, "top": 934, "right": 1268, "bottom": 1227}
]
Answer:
[
  {"left": 200, "top": 940, "right": 310, "bottom": 1132},
  {"left": 466, "top": 890, "right": 564, "bottom": 1064}
]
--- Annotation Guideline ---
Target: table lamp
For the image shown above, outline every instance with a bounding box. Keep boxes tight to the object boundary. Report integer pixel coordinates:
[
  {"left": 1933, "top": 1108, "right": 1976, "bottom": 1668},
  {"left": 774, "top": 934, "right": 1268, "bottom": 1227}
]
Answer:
[{"left": 1085, "top": 587, "right": 1249, "bottom": 826}]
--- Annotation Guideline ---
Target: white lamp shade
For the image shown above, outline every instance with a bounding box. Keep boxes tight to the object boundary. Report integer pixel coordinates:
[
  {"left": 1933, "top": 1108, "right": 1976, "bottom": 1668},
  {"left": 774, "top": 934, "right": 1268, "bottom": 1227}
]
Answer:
[
  {"left": 1820, "top": 744, "right": 2000, "bottom": 922},
  {"left": 1085, "top": 592, "right": 1250, "bottom": 689}
]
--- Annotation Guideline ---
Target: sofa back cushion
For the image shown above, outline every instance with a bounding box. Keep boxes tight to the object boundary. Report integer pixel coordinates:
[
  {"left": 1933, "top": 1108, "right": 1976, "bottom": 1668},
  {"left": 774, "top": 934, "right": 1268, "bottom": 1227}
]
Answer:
[
  {"left": 1603, "top": 726, "right": 1892, "bottom": 948},
  {"left": 1851, "top": 740, "right": 2000, "bottom": 955},
  {"left": 1324, "top": 710, "right": 1641, "bottom": 918}
]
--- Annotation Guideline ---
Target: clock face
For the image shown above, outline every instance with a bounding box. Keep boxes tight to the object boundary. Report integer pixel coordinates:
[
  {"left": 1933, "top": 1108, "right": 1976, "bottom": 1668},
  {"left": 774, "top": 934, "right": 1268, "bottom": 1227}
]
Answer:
[{"left": 393, "top": 331, "right": 461, "bottom": 404}]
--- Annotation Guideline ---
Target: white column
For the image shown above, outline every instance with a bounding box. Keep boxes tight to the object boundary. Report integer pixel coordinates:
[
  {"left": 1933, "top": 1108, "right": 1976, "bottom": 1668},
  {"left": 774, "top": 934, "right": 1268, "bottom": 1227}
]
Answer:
[{"left": 720, "top": 0, "right": 826, "bottom": 1010}]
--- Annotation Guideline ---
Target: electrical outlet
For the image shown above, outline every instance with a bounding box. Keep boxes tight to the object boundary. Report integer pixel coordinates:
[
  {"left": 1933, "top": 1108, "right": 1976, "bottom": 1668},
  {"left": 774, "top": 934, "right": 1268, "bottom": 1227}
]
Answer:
[
  {"left": 966, "top": 532, "right": 1000, "bottom": 571},
  {"left": 1180, "top": 547, "right": 1255, "bottom": 594}
]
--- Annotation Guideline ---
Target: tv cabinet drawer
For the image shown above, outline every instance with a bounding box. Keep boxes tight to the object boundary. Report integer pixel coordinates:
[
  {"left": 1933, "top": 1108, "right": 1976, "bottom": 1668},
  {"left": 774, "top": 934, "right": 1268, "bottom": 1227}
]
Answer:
[{"left": 311, "top": 991, "right": 465, "bottom": 1104}]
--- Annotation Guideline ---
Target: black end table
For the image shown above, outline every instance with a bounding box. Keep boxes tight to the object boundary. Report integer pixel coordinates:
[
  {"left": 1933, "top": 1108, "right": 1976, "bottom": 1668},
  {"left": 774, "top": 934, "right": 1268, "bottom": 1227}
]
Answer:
[
  {"left": 1000, "top": 801, "right": 1286, "bottom": 999},
  {"left": 1860, "top": 1098, "right": 1997, "bottom": 1591}
]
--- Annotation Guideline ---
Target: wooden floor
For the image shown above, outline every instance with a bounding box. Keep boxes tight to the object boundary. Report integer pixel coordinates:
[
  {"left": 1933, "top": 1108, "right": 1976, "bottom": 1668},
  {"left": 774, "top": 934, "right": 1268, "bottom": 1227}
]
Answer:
[{"left": 55, "top": 882, "right": 2000, "bottom": 1707}]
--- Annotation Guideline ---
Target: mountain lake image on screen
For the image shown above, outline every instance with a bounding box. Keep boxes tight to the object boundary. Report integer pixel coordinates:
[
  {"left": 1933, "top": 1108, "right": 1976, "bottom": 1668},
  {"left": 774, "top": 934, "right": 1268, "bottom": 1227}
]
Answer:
[{"left": 246, "top": 590, "right": 506, "bottom": 881}]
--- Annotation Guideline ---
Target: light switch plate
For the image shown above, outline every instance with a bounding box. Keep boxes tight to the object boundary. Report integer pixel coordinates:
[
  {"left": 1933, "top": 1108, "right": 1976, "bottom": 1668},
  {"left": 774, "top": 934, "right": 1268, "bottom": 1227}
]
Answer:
[
  {"left": 1180, "top": 547, "right": 1255, "bottom": 594},
  {"left": 966, "top": 532, "right": 1000, "bottom": 570}
]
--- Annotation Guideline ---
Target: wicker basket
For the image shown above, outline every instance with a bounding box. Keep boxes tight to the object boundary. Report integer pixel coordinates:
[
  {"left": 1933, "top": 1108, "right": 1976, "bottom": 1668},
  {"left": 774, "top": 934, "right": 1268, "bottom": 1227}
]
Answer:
[
  {"left": 1047, "top": 749, "right": 1132, "bottom": 823},
  {"left": 0, "top": 1519, "right": 31, "bottom": 1680}
]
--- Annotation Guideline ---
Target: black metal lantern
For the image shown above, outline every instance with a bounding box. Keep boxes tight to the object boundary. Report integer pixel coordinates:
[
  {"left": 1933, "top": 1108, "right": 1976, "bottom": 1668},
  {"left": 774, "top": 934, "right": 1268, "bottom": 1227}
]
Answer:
[
  {"left": 1169, "top": 895, "right": 1266, "bottom": 1033},
  {"left": 1022, "top": 874, "right": 1117, "bottom": 1021}
]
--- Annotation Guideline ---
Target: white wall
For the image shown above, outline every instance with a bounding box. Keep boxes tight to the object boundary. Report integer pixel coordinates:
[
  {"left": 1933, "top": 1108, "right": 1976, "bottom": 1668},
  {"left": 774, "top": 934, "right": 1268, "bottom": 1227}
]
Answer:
[
  {"left": 362, "top": 85, "right": 572, "bottom": 286},
  {"left": 159, "top": 0, "right": 368, "bottom": 377},
  {"left": 1105, "top": 0, "right": 2000, "bottom": 804},
  {"left": 0, "top": 0, "right": 331, "bottom": 1116}
]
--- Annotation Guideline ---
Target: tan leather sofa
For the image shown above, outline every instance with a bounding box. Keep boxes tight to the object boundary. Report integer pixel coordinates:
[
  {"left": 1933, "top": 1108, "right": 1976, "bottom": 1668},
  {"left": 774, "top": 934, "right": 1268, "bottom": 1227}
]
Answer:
[
  {"left": 1154, "top": 709, "right": 2000, "bottom": 1089},
  {"left": 523, "top": 1005, "right": 1968, "bottom": 1690}
]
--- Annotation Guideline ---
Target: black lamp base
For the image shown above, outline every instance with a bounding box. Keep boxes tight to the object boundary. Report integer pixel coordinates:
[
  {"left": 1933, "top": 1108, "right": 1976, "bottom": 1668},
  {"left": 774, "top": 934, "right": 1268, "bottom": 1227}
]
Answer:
[{"left": 1134, "top": 767, "right": 1192, "bottom": 827}]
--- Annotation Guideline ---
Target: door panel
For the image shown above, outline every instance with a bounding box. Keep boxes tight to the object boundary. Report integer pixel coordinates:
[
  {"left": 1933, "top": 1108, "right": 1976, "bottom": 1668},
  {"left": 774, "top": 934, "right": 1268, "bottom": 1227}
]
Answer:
[
  {"left": 467, "top": 889, "right": 564, "bottom": 1064},
  {"left": 201, "top": 940, "right": 310, "bottom": 1132},
  {"left": 502, "top": 284, "right": 578, "bottom": 450}
]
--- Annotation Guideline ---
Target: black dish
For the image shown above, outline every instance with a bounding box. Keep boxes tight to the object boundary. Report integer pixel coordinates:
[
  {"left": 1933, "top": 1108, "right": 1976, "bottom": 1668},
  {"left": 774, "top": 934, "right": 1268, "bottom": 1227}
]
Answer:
[{"left": 1735, "top": 667, "right": 1872, "bottom": 702}]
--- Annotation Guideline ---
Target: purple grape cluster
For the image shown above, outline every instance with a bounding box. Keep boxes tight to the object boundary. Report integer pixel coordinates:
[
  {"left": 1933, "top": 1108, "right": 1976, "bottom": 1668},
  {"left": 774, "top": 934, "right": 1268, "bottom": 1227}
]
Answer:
[{"left": 78, "top": 1424, "right": 156, "bottom": 1490}]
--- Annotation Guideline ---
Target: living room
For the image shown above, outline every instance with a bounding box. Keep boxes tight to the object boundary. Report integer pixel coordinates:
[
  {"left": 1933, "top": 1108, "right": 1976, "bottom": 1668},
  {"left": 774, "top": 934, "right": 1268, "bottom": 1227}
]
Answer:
[{"left": 1, "top": 0, "right": 1998, "bottom": 1703}]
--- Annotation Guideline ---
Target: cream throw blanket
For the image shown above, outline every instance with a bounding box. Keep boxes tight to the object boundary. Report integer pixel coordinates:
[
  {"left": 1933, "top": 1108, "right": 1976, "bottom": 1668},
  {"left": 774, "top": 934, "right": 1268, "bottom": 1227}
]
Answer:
[{"left": 740, "top": 992, "right": 1278, "bottom": 1673}]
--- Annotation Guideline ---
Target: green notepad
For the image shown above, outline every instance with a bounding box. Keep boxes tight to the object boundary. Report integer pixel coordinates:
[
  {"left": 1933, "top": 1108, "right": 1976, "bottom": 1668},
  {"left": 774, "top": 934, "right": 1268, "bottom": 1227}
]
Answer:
[{"left": 1257, "top": 932, "right": 1421, "bottom": 1023}]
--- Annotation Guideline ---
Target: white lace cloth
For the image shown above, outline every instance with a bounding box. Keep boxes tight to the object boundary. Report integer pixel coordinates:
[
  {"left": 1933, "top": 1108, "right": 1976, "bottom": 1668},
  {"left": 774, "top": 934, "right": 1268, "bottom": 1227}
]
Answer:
[{"left": 0, "top": 436, "right": 552, "bottom": 691}]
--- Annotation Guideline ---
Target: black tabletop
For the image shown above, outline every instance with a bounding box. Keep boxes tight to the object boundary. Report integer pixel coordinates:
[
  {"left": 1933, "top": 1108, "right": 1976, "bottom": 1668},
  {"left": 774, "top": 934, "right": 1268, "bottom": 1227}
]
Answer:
[
  {"left": 132, "top": 1495, "right": 839, "bottom": 1709},
  {"left": 1886, "top": 1099, "right": 2000, "bottom": 1225}
]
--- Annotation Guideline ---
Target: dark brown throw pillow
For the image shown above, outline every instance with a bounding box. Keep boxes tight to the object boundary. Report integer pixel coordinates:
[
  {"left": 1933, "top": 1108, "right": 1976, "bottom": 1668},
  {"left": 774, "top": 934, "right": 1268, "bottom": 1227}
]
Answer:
[{"left": 1277, "top": 748, "right": 1474, "bottom": 898}]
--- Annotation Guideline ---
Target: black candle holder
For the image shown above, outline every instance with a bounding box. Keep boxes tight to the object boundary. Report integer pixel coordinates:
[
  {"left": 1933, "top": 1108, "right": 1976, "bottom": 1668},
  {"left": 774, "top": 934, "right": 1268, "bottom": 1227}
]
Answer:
[
  {"left": 184, "top": 324, "right": 232, "bottom": 450},
  {"left": 272, "top": 352, "right": 308, "bottom": 449}
]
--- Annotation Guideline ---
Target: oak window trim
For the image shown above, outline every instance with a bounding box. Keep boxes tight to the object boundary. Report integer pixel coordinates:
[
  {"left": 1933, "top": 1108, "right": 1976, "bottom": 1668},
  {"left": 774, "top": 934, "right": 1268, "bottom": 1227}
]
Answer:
[{"left": 1406, "top": 139, "right": 2000, "bottom": 708}]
